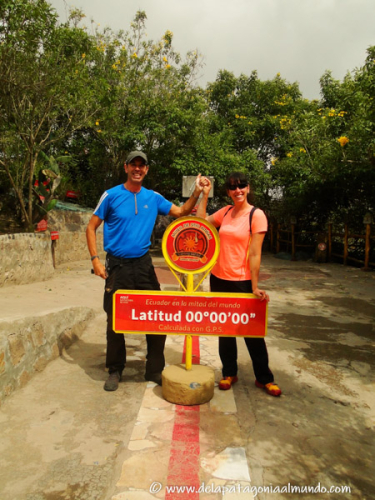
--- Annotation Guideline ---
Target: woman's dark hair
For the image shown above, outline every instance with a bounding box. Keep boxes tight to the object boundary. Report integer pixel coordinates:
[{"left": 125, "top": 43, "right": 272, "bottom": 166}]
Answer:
[
  {"left": 224, "top": 171, "right": 253, "bottom": 203},
  {"left": 224, "top": 171, "right": 249, "bottom": 190}
]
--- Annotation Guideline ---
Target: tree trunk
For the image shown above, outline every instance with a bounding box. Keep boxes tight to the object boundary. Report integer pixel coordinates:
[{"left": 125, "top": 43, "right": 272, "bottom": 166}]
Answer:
[
  {"left": 1, "top": 159, "right": 30, "bottom": 228},
  {"left": 26, "top": 150, "right": 38, "bottom": 231}
]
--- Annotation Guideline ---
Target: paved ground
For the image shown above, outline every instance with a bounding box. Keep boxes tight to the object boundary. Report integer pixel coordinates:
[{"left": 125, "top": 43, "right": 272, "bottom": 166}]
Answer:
[{"left": 0, "top": 253, "right": 374, "bottom": 500}]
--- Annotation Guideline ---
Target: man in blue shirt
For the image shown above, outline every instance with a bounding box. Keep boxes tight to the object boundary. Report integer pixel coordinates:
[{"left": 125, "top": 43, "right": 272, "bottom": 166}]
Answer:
[{"left": 86, "top": 151, "right": 210, "bottom": 391}]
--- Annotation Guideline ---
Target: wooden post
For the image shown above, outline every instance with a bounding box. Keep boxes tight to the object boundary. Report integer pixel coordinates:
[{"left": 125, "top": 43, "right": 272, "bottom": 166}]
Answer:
[
  {"left": 362, "top": 213, "right": 374, "bottom": 271},
  {"left": 363, "top": 223, "right": 371, "bottom": 271},
  {"left": 290, "top": 217, "right": 297, "bottom": 261},
  {"left": 291, "top": 223, "right": 296, "bottom": 261},
  {"left": 343, "top": 224, "right": 349, "bottom": 265},
  {"left": 276, "top": 223, "right": 281, "bottom": 254},
  {"left": 270, "top": 223, "right": 274, "bottom": 252},
  {"left": 328, "top": 223, "right": 332, "bottom": 262}
]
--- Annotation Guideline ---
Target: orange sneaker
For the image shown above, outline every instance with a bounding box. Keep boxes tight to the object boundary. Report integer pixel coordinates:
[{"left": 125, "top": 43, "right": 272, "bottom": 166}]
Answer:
[
  {"left": 219, "top": 376, "right": 238, "bottom": 390},
  {"left": 255, "top": 380, "right": 282, "bottom": 397}
]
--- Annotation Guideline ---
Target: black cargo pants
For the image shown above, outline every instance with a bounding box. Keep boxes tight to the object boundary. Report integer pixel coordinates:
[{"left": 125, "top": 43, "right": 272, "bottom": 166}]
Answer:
[{"left": 103, "top": 252, "right": 166, "bottom": 378}]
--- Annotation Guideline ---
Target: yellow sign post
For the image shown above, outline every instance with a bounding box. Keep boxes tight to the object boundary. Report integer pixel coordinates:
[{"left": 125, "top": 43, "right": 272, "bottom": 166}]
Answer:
[
  {"left": 113, "top": 216, "right": 269, "bottom": 405},
  {"left": 161, "top": 216, "right": 220, "bottom": 370}
]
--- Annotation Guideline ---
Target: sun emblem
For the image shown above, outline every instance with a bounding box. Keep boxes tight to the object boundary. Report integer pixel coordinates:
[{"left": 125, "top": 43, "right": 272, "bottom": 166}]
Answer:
[
  {"left": 173, "top": 228, "right": 208, "bottom": 262},
  {"left": 183, "top": 234, "right": 199, "bottom": 251}
]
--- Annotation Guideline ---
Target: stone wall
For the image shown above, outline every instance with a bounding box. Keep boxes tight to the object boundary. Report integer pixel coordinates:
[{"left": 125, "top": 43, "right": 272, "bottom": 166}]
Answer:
[
  {"left": 0, "top": 307, "right": 94, "bottom": 404},
  {"left": 48, "top": 209, "right": 103, "bottom": 266},
  {"left": 0, "top": 208, "right": 175, "bottom": 288},
  {"left": 0, "top": 207, "right": 103, "bottom": 287},
  {"left": 0, "top": 233, "right": 55, "bottom": 287}
]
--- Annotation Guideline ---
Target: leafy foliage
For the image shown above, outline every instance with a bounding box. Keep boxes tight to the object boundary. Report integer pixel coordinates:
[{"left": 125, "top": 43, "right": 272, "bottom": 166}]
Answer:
[
  {"left": 272, "top": 48, "right": 375, "bottom": 228},
  {"left": 0, "top": 1, "right": 374, "bottom": 233},
  {"left": 0, "top": 0, "right": 98, "bottom": 229}
]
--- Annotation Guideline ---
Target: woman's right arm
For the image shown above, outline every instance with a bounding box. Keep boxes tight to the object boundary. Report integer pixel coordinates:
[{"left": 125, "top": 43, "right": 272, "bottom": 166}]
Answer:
[{"left": 195, "top": 187, "right": 217, "bottom": 226}]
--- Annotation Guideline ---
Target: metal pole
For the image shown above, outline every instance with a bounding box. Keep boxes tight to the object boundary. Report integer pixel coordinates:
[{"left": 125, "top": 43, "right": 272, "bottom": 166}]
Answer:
[
  {"left": 185, "top": 274, "right": 194, "bottom": 370},
  {"left": 51, "top": 240, "right": 56, "bottom": 268}
]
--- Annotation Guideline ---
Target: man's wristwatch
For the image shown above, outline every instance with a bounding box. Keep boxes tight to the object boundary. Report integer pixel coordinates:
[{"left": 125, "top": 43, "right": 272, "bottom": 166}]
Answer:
[{"left": 91, "top": 255, "right": 99, "bottom": 261}]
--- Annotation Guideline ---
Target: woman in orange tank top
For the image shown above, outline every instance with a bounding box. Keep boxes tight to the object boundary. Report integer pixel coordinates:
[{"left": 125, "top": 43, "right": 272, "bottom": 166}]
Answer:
[{"left": 196, "top": 172, "right": 281, "bottom": 397}]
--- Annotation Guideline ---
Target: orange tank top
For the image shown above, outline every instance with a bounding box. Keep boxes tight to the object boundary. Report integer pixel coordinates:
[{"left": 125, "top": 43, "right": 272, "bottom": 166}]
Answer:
[{"left": 211, "top": 205, "right": 267, "bottom": 281}]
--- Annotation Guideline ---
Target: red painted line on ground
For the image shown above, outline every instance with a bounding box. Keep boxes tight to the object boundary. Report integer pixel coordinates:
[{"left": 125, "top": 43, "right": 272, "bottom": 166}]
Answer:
[{"left": 165, "top": 336, "right": 201, "bottom": 500}]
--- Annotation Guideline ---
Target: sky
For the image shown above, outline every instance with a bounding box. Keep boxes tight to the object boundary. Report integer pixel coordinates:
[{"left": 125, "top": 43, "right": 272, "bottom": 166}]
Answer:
[{"left": 48, "top": 0, "right": 375, "bottom": 100}]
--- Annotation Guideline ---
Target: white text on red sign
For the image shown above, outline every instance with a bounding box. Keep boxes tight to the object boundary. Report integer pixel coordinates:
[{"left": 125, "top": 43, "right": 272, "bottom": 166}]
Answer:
[{"left": 114, "top": 292, "right": 267, "bottom": 337}]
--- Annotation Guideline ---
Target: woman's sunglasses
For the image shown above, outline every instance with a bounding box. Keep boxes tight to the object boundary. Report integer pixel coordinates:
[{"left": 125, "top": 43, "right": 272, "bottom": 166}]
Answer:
[{"left": 228, "top": 183, "right": 248, "bottom": 190}]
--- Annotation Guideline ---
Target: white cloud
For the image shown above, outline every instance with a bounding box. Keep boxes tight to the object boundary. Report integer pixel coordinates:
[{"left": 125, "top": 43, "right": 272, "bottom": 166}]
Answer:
[{"left": 50, "top": 0, "right": 375, "bottom": 99}]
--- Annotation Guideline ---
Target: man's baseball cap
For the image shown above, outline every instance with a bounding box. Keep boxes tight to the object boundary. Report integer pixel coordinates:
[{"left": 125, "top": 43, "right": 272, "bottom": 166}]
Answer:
[{"left": 126, "top": 151, "right": 148, "bottom": 165}]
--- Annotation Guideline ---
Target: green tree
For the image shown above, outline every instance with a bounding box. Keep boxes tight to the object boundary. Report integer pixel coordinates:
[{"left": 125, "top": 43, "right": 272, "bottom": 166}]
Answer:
[
  {"left": 271, "top": 47, "right": 375, "bottom": 227},
  {"left": 62, "top": 11, "right": 207, "bottom": 207},
  {"left": 202, "top": 70, "right": 307, "bottom": 211},
  {"left": 0, "top": 0, "right": 98, "bottom": 229}
]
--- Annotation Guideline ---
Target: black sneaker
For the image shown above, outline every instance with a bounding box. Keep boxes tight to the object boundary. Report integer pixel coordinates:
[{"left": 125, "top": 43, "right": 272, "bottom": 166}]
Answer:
[
  {"left": 145, "top": 373, "right": 162, "bottom": 386},
  {"left": 104, "top": 371, "right": 121, "bottom": 391}
]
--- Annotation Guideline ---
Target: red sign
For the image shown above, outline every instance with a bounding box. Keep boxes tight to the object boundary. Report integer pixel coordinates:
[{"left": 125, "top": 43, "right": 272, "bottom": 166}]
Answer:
[
  {"left": 65, "top": 190, "right": 80, "bottom": 200},
  {"left": 36, "top": 219, "right": 48, "bottom": 232},
  {"left": 50, "top": 231, "right": 59, "bottom": 240},
  {"left": 162, "top": 218, "right": 219, "bottom": 273},
  {"left": 113, "top": 291, "right": 267, "bottom": 337}
]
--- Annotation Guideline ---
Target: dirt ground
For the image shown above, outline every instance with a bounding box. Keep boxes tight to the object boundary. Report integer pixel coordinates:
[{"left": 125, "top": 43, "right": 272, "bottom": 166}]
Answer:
[
  {"left": 244, "top": 256, "right": 375, "bottom": 499},
  {"left": 0, "top": 253, "right": 374, "bottom": 500}
]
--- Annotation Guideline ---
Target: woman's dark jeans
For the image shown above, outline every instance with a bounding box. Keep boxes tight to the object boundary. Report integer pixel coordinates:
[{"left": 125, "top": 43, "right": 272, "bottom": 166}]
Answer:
[{"left": 210, "top": 274, "right": 274, "bottom": 385}]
